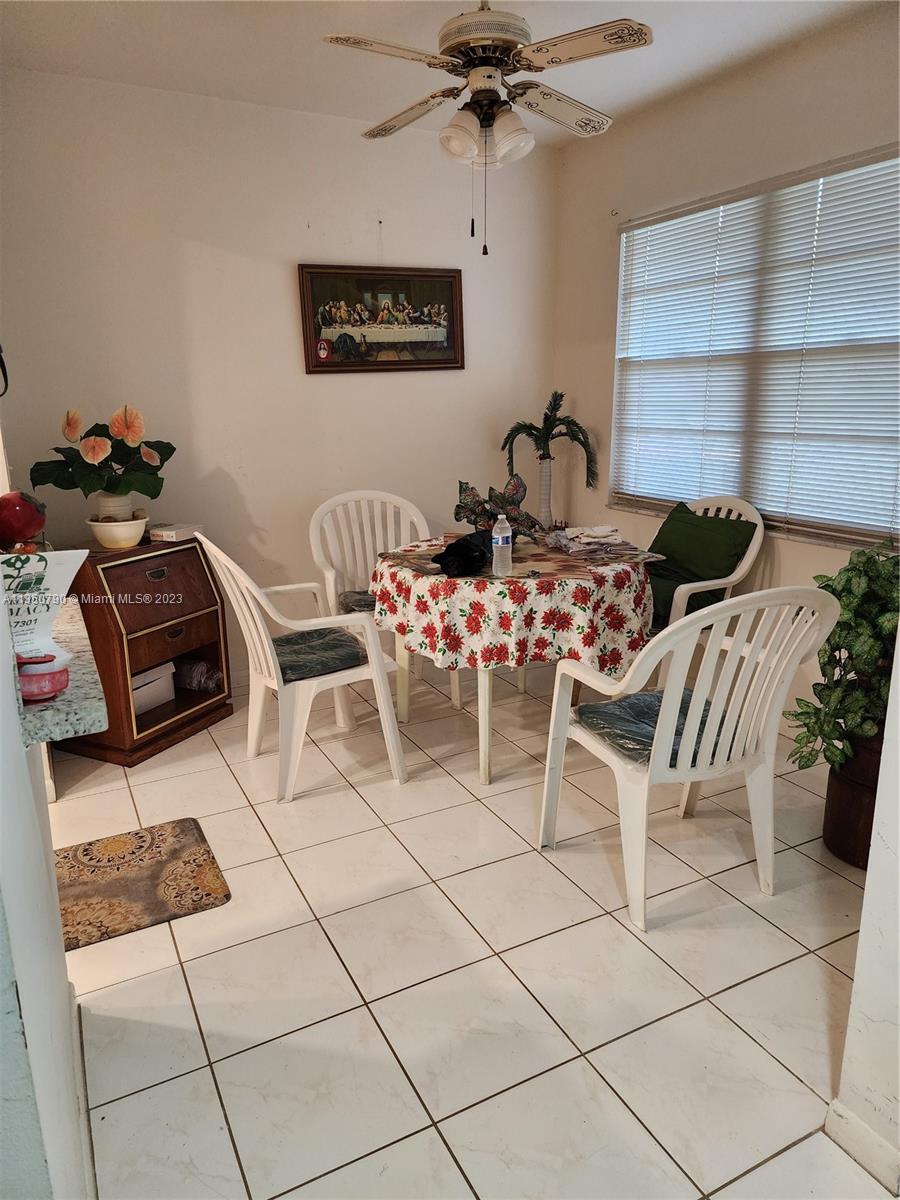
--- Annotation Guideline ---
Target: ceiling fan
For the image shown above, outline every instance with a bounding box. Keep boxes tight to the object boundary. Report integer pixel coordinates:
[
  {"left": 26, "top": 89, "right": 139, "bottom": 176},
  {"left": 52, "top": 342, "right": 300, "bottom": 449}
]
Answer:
[{"left": 324, "top": 2, "right": 652, "bottom": 167}]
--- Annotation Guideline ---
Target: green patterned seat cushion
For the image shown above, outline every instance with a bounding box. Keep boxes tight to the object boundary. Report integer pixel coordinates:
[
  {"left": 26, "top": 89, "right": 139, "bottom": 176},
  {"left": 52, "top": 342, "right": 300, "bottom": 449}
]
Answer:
[
  {"left": 576, "top": 689, "right": 714, "bottom": 766},
  {"left": 272, "top": 628, "right": 366, "bottom": 683},
  {"left": 338, "top": 590, "right": 377, "bottom": 615}
]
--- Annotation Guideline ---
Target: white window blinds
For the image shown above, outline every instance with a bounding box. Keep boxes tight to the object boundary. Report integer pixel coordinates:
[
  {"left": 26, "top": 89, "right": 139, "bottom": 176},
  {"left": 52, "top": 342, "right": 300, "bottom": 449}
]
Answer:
[{"left": 611, "top": 155, "right": 900, "bottom": 540}]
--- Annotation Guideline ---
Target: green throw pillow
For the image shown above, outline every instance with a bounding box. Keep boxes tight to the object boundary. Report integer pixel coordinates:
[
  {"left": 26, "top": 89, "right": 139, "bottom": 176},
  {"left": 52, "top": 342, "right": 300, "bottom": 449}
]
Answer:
[{"left": 647, "top": 502, "right": 757, "bottom": 625}]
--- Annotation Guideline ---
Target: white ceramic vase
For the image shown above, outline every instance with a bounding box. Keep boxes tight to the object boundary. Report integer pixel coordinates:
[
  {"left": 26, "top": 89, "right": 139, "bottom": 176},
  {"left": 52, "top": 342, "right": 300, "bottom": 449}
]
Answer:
[
  {"left": 94, "top": 491, "right": 134, "bottom": 522},
  {"left": 537, "top": 457, "right": 553, "bottom": 529}
]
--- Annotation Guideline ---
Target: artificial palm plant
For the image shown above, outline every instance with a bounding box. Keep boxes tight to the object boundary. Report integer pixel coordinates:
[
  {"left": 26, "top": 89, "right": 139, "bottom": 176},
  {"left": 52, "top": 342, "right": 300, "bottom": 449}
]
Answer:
[{"left": 501, "top": 391, "right": 597, "bottom": 529}]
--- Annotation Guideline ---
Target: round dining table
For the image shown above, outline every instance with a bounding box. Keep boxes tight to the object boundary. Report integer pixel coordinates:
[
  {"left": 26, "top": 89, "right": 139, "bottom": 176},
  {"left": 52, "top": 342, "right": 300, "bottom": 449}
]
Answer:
[{"left": 369, "top": 536, "right": 655, "bottom": 784}]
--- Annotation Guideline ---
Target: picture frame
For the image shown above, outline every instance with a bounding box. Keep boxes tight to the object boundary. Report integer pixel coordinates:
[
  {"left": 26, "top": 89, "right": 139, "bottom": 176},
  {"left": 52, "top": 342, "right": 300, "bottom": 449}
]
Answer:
[{"left": 298, "top": 264, "right": 464, "bottom": 374}]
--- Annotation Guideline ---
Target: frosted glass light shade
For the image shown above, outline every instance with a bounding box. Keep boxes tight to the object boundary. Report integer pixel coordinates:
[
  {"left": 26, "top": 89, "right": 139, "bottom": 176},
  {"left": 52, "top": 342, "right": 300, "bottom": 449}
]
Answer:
[
  {"left": 493, "top": 107, "right": 535, "bottom": 163},
  {"left": 439, "top": 109, "right": 481, "bottom": 160},
  {"left": 470, "top": 128, "right": 501, "bottom": 172}
]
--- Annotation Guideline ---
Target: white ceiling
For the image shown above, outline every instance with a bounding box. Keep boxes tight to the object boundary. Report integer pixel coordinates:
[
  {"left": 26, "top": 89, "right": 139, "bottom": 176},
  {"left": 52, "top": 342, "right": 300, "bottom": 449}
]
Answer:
[{"left": 1, "top": 0, "right": 858, "bottom": 144}]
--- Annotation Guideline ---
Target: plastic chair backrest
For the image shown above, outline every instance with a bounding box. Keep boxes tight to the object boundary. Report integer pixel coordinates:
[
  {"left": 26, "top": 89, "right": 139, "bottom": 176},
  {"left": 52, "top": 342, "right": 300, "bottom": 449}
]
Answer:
[
  {"left": 310, "top": 491, "right": 429, "bottom": 611},
  {"left": 196, "top": 534, "right": 281, "bottom": 685}
]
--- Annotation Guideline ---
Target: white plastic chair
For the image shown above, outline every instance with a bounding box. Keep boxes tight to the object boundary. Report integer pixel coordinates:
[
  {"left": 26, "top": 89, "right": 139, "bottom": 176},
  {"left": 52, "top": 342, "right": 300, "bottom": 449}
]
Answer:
[
  {"left": 667, "top": 495, "right": 765, "bottom": 625},
  {"left": 538, "top": 586, "right": 839, "bottom": 931},
  {"left": 310, "top": 491, "right": 430, "bottom": 726},
  {"left": 198, "top": 534, "right": 408, "bottom": 802}
]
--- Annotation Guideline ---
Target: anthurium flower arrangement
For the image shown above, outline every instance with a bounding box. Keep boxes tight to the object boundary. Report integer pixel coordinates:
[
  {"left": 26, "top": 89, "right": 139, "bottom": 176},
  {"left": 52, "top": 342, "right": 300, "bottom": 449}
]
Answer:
[{"left": 30, "top": 408, "right": 176, "bottom": 499}]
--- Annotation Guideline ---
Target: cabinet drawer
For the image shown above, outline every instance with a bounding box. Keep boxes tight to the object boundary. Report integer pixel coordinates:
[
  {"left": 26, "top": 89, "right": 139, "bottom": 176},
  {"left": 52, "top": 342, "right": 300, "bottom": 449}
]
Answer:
[
  {"left": 101, "top": 545, "right": 218, "bottom": 635},
  {"left": 128, "top": 611, "right": 220, "bottom": 674}
]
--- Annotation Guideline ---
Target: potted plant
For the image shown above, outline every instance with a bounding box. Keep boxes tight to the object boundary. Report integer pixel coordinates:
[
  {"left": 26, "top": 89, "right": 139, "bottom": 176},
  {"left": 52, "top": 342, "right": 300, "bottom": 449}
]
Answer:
[
  {"left": 786, "top": 541, "right": 898, "bottom": 868},
  {"left": 31, "top": 407, "right": 175, "bottom": 547},
  {"left": 501, "top": 391, "right": 597, "bottom": 529}
]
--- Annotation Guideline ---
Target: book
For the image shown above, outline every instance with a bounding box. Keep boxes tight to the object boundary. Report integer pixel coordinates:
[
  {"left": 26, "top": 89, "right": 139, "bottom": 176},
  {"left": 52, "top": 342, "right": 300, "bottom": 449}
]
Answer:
[{"left": 148, "top": 523, "right": 202, "bottom": 543}]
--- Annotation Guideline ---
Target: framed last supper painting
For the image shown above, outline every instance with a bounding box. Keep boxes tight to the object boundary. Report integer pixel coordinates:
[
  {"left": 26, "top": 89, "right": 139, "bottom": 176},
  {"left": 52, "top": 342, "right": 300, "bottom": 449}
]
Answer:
[{"left": 298, "top": 264, "right": 464, "bottom": 374}]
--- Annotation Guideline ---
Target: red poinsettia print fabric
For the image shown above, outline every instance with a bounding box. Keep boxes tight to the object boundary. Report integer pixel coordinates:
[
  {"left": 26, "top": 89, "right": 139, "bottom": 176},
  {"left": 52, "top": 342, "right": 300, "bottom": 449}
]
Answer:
[{"left": 370, "top": 539, "right": 654, "bottom": 677}]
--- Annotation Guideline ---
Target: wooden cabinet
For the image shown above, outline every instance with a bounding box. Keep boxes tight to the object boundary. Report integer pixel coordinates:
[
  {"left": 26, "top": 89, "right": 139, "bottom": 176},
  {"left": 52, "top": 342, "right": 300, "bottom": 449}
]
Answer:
[{"left": 58, "top": 539, "right": 232, "bottom": 765}]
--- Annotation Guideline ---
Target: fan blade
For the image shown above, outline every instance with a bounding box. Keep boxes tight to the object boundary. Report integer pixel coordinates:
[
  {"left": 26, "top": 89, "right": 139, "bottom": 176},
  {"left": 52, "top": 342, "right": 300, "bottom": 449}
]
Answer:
[
  {"left": 509, "top": 82, "right": 612, "bottom": 137},
  {"left": 362, "top": 88, "right": 464, "bottom": 139},
  {"left": 324, "top": 35, "right": 460, "bottom": 71},
  {"left": 513, "top": 18, "right": 652, "bottom": 71}
]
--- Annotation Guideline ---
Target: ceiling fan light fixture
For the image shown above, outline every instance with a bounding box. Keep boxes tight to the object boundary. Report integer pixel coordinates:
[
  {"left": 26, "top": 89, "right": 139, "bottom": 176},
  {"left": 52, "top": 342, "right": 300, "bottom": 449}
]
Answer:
[
  {"left": 492, "top": 106, "right": 535, "bottom": 162},
  {"left": 439, "top": 108, "right": 481, "bottom": 159},
  {"left": 471, "top": 127, "right": 501, "bottom": 172}
]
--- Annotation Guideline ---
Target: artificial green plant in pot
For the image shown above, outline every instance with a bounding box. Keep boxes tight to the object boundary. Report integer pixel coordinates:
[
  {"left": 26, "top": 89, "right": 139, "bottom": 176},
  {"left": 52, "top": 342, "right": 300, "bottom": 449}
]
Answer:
[
  {"left": 31, "top": 407, "right": 175, "bottom": 547},
  {"left": 786, "top": 541, "right": 898, "bottom": 868},
  {"left": 501, "top": 391, "right": 597, "bottom": 529}
]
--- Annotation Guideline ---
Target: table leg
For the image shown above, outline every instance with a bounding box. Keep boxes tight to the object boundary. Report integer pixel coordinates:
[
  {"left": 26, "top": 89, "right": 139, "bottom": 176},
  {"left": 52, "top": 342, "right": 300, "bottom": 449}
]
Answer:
[
  {"left": 478, "top": 668, "right": 493, "bottom": 786},
  {"left": 450, "top": 671, "right": 463, "bottom": 710},
  {"left": 395, "top": 633, "right": 411, "bottom": 724},
  {"left": 516, "top": 666, "right": 527, "bottom": 694}
]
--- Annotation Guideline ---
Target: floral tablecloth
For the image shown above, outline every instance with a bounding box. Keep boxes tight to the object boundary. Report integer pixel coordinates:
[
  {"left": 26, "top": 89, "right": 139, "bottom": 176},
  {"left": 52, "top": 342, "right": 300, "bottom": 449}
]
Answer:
[{"left": 370, "top": 536, "right": 654, "bottom": 676}]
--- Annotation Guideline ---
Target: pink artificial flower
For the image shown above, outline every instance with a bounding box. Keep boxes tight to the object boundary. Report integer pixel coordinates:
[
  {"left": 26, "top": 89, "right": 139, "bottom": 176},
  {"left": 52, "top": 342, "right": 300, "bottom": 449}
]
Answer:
[
  {"left": 140, "top": 444, "right": 161, "bottom": 467},
  {"left": 79, "top": 436, "right": 112, "bottom": 465},
  {"left": 62, "top": 410, "right": 83, "bottom": 442},
  {"left": 109, "top": 405, "right": 145, "bottom": 447}
]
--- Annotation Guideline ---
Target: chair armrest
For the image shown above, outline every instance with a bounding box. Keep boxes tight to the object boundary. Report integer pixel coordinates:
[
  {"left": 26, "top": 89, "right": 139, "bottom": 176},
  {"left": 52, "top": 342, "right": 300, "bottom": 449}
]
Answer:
[
  {"left": 555, "top": 658, "right": 629, "bottom": 699},
  {"left": 669, "top": 574, "right": 741, "bottom": 626},
  {"left": 262, "top": 582, "right": 324, "bottom": 613}
]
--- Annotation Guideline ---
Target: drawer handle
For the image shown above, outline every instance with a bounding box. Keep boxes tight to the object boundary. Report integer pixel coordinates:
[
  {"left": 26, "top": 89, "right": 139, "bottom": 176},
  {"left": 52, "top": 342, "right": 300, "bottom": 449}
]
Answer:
[
  {"left": 146, "top": 567, "right": 168, "bottom": 582},
  {"left": 165, "top": 626, "right": 185, "bottom": 641}
]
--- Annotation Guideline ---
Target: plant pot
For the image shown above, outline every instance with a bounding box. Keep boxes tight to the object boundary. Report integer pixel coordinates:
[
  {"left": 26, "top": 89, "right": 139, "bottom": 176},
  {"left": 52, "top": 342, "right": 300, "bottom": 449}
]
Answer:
[
  {"left": 822, "top": 730, "right": 882, "bottom": 869},
  {"left": 86, "top": 516, "right": 147, "bottom": 550},
  {"left": 94, "top": 491, "right": 134, "bottom": 522},
  {"left": 537, "top": 457, "right": 553, "bottom": 529}
]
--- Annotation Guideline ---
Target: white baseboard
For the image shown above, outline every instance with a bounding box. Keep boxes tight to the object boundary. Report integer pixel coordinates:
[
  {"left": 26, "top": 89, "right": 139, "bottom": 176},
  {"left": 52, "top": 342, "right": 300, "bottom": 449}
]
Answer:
[{"left": 826, "top": 1100, "right": 900, "bottom": 1195}]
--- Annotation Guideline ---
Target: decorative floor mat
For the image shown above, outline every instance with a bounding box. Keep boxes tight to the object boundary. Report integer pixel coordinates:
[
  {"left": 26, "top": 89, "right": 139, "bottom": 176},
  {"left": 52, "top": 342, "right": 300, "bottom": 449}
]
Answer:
[{"left": 56, "top": 817, "right": 230, "bottom": 951}]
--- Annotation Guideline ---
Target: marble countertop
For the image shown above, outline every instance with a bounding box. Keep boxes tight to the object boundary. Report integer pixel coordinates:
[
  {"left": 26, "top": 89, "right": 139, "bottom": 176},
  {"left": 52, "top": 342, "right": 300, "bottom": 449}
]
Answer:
[{"left": 18, "top": 599, "right": 108, "bottom": 746}]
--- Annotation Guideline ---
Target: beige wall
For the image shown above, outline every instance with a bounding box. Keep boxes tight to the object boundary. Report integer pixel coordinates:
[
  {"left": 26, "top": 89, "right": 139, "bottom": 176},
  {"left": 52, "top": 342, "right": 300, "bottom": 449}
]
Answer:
[
  {"left": 0, "top": 67, "right": 555, "bottom": 604},
  {"left": 550, "top": 1, "right": 898, "bottom": 585}
]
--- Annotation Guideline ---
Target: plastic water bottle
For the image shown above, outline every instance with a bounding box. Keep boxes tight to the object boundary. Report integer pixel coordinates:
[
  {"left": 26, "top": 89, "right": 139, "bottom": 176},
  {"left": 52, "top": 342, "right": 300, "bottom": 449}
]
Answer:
[{"left": 491, "top": 514, "right": 513, "bottom": 576}]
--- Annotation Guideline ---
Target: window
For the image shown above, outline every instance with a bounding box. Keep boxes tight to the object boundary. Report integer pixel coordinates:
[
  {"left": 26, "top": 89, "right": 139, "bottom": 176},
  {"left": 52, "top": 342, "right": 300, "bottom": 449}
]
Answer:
[{"left": 611, "top": 155, "right": 900, "bottom": 541}]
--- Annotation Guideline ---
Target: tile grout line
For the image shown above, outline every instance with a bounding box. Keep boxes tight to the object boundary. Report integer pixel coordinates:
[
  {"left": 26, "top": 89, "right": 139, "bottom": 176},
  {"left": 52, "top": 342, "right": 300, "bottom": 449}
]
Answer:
[
  {"left": 208, "top": 723, "right": 710, "bottom": 1197},
  {"left": 65, "top": 710, "right": 853, "bottom": 1197}
]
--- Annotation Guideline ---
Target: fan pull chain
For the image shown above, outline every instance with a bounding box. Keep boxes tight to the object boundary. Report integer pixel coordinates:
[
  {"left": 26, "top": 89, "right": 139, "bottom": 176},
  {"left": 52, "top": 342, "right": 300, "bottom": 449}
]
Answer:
[
  {"left": 482, "top": 127, "right": 489, "bottom": 256},
  {"left": 470, "top": 161, "right": 476, "bottom": 238}
]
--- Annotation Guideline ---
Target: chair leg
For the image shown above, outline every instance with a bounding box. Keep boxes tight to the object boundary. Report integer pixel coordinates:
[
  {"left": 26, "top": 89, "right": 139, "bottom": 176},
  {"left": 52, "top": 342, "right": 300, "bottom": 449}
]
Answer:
[
  {"left": 449, "top": 671, "right": 463, "bottom": 710},
  {"left": 616, "top": 775, "right": 651, "bottom": 931},
  {"left": 516, "top": 665, "right": 527, "bottom": 693},
  {"left": 333, "top": 685, "right": 357, "bottom": 731},
  {"left": 744, "top": 762, "right": 776, "bottom": 896},
  {"left": 370, "top": 661, "right": 408, "bottom": 785},
  {"left": 277, "top": 684, "right": 316, "bottom": 803},
  {"left": 538, "top": 677, "right": 574, "bottom": 849},
  {"left": 678, "top": 781, "right": 700, "bottom": 818},
  {"left": 246, "top": 676, "right": 268, "bottom": 760}
]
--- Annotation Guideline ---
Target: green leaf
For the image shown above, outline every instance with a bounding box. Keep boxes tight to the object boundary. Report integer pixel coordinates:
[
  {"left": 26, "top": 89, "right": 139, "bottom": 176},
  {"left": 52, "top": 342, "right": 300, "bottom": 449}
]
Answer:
[
  {"left": 823, "top": 742, "right": 846, "bottom": 768},
  {"left": 859, "top": 719, "right": 879, "bottom": 738},
  {"left": 795, "top": 751, "right": 820, "bottom": 770},
  {"left": 71, "top": 459, "right": 110, "bottom": 497},
  {"left": 500, "top": 422, "right": 543, "bottom": 477},
  {"left": 82, "top": 422, "right": 112, "bottom": 441},
  {"left": 121, "top": 471, "right": 164, "bottom": 500},
  {"left": 30, "top": 459, "right": 78, "bottom": 490}
]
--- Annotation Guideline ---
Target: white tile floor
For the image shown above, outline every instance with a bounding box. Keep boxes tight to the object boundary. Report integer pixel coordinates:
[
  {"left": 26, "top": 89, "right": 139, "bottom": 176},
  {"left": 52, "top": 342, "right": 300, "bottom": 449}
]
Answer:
[{"left": 52, "top": 667, "right": 887, "bottom": 1200}]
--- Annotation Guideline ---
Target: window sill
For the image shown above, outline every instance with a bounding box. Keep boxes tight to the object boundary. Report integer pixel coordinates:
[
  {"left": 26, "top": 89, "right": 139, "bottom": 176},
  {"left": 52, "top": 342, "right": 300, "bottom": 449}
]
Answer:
[{"left": 607, "top": 496, "right": 896, "bottom": 553}]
